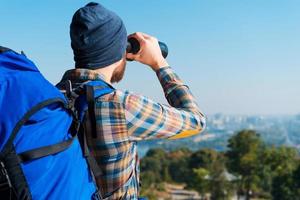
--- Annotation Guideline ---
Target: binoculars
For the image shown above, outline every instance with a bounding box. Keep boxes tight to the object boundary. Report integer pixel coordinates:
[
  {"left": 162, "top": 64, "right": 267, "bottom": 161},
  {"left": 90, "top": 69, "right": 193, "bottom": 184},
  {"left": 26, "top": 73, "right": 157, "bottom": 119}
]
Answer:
[{"left": 126, "top": 37, "right": 168, "bottom": 59}]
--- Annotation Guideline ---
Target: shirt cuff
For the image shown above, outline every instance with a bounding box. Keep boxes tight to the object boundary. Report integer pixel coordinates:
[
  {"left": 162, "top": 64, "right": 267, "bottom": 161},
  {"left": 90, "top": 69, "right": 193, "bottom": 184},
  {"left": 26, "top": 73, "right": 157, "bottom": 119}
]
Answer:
[
  {"left": 156, "top": 66, "right": 182, "bottom": 82},
  {"left": 156, "top": 66, "right": 185, "bottom": 96}
]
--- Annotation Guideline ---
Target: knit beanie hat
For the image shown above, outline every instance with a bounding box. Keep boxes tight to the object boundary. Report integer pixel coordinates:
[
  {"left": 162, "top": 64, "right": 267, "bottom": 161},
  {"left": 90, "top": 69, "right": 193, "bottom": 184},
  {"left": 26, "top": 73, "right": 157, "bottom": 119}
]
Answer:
[{"left": 70, "top": 2, "right": 127, "bottom": 69}]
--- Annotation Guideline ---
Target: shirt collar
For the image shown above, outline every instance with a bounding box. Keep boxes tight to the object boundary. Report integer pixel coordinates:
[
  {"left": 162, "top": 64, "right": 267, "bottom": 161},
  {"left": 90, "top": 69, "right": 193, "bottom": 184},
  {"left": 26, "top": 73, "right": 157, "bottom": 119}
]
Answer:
[
  {"left": 60, "top": 68, "right": 108, "bottom": 82},
  {"left": 59, "top": 68, "right": 114, "bottom": 88}
]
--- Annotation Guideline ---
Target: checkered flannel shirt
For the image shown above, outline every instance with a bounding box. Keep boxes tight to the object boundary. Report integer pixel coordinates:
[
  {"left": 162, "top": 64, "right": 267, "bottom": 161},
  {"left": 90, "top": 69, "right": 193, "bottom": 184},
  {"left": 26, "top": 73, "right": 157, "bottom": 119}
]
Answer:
[{"left": 57, "top": 66, "right": 206, "bottom": 199}]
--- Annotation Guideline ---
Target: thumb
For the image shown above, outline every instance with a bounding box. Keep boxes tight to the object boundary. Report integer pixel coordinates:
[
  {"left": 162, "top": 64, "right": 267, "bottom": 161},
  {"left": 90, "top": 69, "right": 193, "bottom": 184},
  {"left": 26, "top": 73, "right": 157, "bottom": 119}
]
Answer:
[{"left": 126, "top": 52, "right": 137, "bottom": 61}]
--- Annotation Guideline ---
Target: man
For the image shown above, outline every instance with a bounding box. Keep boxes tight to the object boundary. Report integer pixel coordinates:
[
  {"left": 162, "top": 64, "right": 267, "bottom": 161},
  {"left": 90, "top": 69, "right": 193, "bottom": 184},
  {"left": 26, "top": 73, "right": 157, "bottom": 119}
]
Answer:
[{"left": 58, "top": 2, "right": 206, "bottom": 199}]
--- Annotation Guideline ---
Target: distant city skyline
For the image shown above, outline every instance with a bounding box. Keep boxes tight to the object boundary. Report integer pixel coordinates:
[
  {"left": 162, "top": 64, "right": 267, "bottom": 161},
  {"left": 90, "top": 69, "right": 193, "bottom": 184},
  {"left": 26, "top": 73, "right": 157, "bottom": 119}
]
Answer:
[{"left": 1, "top": 0, "right": 299, "bottom": 115}]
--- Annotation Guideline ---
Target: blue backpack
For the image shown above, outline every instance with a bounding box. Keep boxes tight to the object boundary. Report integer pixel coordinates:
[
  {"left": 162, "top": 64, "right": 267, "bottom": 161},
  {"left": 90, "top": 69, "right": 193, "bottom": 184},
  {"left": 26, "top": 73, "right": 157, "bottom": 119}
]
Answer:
[{"left": 0, "top": 47, "right": 114, "bottom": 200}]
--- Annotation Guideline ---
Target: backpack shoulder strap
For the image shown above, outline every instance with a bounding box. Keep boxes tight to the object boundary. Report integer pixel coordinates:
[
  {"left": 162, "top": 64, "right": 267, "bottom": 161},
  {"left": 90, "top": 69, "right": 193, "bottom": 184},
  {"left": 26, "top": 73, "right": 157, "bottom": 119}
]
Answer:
[
  {"left": 3, "top": 98, "right": 67, "bottom": 153},
  {"left": 13, "top": 97, "right": 79, "bottom": 163},
  {"left": 85, "top": 80, "right": 115, "bottom": 139},
  {"left": 17, "top": 136, "right": 76, "bottom": 163},
  {"left": 86, "top": 85, "right": 97, "bottom": 138},
  {"left": 75, "top": 81, "right": 114, "bottom": 183},
  {"left": 1, "top": 97, "right": 77, "bottom": 163}
]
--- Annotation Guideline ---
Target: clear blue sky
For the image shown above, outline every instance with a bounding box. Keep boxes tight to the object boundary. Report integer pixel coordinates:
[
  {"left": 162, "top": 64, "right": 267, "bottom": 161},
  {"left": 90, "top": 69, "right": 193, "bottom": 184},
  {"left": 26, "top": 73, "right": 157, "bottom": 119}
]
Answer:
[{"left": 1, "top": 0, "right": 299, "bottom": 115}]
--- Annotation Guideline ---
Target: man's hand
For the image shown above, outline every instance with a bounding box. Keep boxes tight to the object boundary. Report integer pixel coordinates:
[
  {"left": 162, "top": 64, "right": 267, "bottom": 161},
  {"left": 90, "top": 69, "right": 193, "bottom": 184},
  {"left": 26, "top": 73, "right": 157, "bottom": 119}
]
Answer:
[{"left": 126, "top": 32, "right": 169, "bottom": 71}]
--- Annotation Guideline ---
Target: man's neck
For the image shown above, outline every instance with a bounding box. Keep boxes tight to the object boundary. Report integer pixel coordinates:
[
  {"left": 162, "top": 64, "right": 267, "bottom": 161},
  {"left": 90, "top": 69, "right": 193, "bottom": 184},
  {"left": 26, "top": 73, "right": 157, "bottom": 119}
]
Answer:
[
  {"left": 93, "top": 65, "right": 116, "bottom": 84},
  {"left": 78, "top": 57, "right": 123, "bottom": 84}
]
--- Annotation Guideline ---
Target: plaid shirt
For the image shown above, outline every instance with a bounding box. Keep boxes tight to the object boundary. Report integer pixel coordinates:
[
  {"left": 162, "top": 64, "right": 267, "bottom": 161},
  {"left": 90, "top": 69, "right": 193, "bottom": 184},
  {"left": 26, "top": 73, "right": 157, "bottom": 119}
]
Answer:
[{"left": 57, "top": 66, "right": 206, "bottom": 199}]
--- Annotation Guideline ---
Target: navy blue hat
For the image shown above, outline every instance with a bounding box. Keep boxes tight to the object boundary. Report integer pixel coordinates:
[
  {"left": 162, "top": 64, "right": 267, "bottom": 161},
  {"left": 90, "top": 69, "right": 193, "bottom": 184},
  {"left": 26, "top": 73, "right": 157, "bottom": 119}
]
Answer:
[{"left": 70, "top": 2, "right": 127, "bottom": 69}]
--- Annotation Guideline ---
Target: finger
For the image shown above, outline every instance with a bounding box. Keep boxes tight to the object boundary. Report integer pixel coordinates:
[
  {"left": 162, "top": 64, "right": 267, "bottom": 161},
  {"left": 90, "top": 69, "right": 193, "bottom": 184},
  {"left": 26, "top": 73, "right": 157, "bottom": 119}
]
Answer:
[
  {"left": 140, "top": 32, "right": 151, "bottom": 39},
  {"left": 127, "top": 32, "right": 136, "bottom": 38},
  {"left": 128, "top": 32, "right": 145, "bottom": 44},
  {"left": 126, "top": 52, "right": 138, "bottom": 61},
  {"left": 139, "top": 33, "right": 158, "bottom": 43}
]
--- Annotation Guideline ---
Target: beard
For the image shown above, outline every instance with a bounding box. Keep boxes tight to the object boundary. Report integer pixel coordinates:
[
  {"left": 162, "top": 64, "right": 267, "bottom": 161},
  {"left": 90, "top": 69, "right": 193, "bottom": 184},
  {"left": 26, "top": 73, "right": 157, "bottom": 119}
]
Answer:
[{"left": 110, "top": 59, "right": 126, "bottom": 83}]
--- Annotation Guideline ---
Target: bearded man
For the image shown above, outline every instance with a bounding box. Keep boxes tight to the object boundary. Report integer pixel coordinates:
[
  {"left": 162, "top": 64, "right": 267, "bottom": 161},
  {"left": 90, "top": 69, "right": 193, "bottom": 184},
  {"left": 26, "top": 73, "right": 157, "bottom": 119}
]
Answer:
[{"left": 57, "top": 2, "right": 206, "bottom": 199}]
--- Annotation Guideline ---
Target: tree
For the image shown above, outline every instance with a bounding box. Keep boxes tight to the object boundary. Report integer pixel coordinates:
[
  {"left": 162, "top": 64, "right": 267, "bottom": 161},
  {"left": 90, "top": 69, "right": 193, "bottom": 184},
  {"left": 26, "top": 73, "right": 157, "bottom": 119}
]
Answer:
[
  {"left": 140, "top": 148, "right": 170, "bottom": 184},
  {"left": 271, "top": 173, "right": 298, "bottom": 200},
  {"left": 190, "top": 149, "right": 235, "bottom": 200},
  {"left": 262, "top": 146, "right": 298, "bottom": 176},
  {"left": 140, "top": 148, "right": 171, "bottom": 199},
  {"left": 226, "top": 130, "right": 263, "bottom": 200},
  {"left": 168, "top": 148, "right": 191, "bottom": 182},
  {"left": 188, "top": 148, "right": 219, "bottom": 189},
  {"left": 209, "top": 154, "right": 235, "bottom": 200},
  {"left": 293, "top": 163, "right": 300, "bottom": 197},
  {"left": 193, "top": 168, "right": 210, "bottom": 199},
  {"left": 140, "top": 133, "right": 300, "bottom": 200},
  {"left": 266, "top": 147, "right": 299, "bottom": 200},
  {"left": 189, "top": 148, "right": 219, "bottom": 169}
]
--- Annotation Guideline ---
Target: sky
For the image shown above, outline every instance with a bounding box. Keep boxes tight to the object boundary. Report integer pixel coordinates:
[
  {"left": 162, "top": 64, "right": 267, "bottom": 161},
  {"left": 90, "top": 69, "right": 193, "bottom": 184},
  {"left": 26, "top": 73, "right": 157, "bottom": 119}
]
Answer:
[{"left": 1, "top": 0, "right": 300, "bottom": 115}]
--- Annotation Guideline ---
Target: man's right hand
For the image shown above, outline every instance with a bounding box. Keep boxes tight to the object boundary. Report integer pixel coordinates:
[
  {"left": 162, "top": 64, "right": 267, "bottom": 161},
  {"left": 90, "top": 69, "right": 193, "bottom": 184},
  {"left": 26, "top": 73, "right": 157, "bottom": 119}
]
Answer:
[{"left": 126, "top": 32, "right": 169, "bottom": 72}]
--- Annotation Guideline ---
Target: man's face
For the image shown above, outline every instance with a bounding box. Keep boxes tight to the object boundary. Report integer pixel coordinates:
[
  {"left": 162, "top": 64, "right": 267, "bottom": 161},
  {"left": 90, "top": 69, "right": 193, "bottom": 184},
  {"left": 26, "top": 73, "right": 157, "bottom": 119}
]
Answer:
[{"left": 111, "top": 57, "right": 126, "bottom": 83}]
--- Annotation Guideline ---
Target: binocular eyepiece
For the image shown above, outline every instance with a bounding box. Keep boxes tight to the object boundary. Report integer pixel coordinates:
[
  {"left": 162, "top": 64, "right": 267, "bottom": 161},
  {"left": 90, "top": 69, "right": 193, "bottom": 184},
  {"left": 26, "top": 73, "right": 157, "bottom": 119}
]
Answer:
[{"left": 126, "top": 37, "right": 168, "bottom": 59}]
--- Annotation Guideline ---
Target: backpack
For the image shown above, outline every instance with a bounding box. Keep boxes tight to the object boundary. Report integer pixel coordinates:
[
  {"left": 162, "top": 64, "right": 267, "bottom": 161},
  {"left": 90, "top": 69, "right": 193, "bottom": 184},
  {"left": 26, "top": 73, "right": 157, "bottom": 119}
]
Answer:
[{"left": 0, "top": 47, "right": 114, "bottom": 200}]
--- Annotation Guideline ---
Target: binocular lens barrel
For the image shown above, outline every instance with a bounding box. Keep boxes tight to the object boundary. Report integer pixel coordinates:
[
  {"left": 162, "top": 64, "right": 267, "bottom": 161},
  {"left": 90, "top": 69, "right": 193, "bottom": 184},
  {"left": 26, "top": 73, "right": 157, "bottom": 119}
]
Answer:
[{"left": 126, "top": 37, "right": 168, "bottom": 59}]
